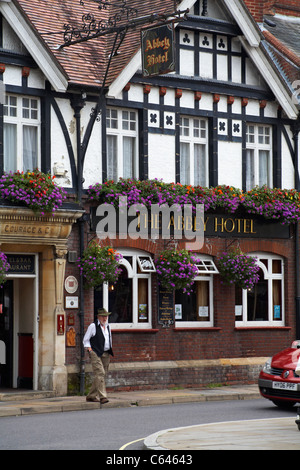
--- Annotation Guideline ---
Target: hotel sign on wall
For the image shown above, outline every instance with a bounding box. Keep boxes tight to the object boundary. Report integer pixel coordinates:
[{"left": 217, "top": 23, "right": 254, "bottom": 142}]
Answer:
[
  {"left": 141, "top": 24, "right": 175, "bottom": 77},
  {"left": 90, "top": 208, "right": 290, "bottom": 239}
]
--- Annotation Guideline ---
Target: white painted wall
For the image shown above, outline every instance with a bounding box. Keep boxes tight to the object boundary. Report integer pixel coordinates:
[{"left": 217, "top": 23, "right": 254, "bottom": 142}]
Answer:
[
  {"left": 282, "top": 125, "right": 296, "bottom": 190},
  {"left": 218, "top": 141, "right": 242, "bottom": 187},
  {"left": 148, "top": 134, "right": 176, "bottom": 182},
  {"left": 82, "top": 102, "right": 103, "bottom": 188},
  {"left": 51, "top": 98, "right": 73, "bottom": 188}
]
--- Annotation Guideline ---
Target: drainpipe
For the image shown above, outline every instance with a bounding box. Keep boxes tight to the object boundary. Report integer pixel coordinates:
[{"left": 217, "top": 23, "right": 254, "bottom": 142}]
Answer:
[
  {"left": 292, "top": 120, "right": 300, "bottom": 339},
  {"left": 71, "top": 94, "right": 86, "bottom": 395}
]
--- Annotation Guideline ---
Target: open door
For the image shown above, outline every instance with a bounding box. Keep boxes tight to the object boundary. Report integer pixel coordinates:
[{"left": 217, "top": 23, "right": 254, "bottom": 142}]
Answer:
[
  {"left": 0, "top": 281, "right": 13, "bottom": 388},
  {"left": 0, "top": 255, "right": 39, "bottom": 390}
]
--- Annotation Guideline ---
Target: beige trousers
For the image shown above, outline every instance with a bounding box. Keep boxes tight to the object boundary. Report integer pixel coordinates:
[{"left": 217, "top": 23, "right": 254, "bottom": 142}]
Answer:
[{"left": 87, "top": 351, "right": 110, "bottom": 400}]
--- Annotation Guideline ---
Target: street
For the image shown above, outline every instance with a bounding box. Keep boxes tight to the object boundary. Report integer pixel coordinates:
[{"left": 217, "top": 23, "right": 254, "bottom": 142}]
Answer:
[{"left": 0, "top": 398, "right": 296, "bottom": 450}]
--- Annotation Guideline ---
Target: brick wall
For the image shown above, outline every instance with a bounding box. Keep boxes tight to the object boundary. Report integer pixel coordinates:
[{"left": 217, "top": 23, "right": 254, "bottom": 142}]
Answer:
[
  {"left": 64, "top": 210, "right": 297, "bottom": 392},
  {"left": 67, "top": 358, "right": 266, "bottom": 393},
  {"left": 244, "top": 0, "right": 300, "bottom": 20}
]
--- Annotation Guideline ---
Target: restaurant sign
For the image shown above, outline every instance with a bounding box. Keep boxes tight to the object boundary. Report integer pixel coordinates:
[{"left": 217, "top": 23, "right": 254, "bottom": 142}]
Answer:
[
  {"left": 6, "top": 254, "right": 35, "bottom": 275},
  {"left": 141, "top": 24, "right": 175, "bottom": 77}
]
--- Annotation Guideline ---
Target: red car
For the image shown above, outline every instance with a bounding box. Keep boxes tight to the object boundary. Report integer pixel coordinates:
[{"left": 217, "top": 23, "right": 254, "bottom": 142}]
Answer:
[{"left": 259, "top": 340, "right": 300, "bottom": 408}]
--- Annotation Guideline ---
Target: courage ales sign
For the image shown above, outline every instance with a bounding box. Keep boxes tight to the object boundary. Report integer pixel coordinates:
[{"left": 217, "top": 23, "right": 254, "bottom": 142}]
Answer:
[{"left": 141, "top": 24, "right": 175, "bottom": 77}]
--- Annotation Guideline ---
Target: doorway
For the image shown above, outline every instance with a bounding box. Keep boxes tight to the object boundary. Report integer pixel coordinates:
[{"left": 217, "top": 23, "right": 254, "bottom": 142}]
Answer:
[
  {"left": 0, "top": 275, "right": 38, "bottom": 390},
  {"left": 0, "top": 281, "right": 13, "bottom": 388}
]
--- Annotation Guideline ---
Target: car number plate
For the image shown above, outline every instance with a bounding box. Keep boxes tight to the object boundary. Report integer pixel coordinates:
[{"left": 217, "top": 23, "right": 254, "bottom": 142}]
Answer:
[{"left": 272, "top": 381, "right": 298, "bottom": 391}]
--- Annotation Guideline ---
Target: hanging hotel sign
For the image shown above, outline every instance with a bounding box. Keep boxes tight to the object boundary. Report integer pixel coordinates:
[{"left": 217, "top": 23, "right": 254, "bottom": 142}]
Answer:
[{"left": 141, "top": 24, "right": 175, "bottom": 77}]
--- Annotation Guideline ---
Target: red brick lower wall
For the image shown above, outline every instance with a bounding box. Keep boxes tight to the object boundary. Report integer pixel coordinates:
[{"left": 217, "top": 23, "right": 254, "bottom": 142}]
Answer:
[
  {"left": 65, "top": 216, "right": 297, "bottom": 392},
  {"left": 67, "top": 358, "right": 266, "bottom": 393},
  {"left": 106, "top": 364, "right": 263, "bottom": 392}
]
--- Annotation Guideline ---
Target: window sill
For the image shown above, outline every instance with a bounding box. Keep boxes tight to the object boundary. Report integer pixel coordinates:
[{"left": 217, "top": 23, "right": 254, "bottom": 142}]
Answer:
[
  {"left": 234, "top": 326, "right": 291, "bottom": 331},
  {"left": 112, "top": 329, "right": 159, "bottom": 334},
  {"left": 174, "top": 327, "right": 222, "bottom": 331}
]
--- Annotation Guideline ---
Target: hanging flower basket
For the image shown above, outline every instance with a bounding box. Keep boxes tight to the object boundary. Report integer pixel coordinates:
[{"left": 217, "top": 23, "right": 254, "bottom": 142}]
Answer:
[
  {"left": 154, "top": 248, "right": 198, "bottom": 294},
  {"left": 0, "top": 169, "right": 67, "bottom": 215},
  {"left": 78, "top": 244, "right": 123, "bottom": 289},
  {"left": 217, "top": 249, "right": 260, "bottom": 290},
  {"left": 0, "top": 252, "right": 10, "bottom": 287}
]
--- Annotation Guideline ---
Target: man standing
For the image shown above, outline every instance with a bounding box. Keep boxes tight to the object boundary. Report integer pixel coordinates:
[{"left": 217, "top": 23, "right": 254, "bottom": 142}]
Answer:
[{"left": 83, "top": 308, "right": 113, "bottom": 404}]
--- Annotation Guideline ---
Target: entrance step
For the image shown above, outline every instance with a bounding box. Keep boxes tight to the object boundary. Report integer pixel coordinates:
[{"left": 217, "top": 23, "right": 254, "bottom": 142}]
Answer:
[{"left": 0, "top": 390, "right": 56, "bottom": 402}]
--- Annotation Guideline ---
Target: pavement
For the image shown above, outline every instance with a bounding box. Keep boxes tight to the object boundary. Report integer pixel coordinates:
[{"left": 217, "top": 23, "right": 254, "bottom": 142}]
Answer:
[{"left": 0, "top": 384, "right": 299, "bottom": 450}]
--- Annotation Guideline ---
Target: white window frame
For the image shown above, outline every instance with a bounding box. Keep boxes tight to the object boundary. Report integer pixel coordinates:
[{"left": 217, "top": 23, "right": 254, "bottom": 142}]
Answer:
[
  {"left": 235, "top": 253, "right": 284, "bottom": 327},
  {"left": 103, "top": 249, "right": 153, "bottom": 329},
  {"left": 106, "top": 107, "right": 138, "bottom": 181},
  {"left": 195, "top": 258, "right": 218, "bottom": 274},
  {"left": 245, "top": 124, "right": 272, "bottom": 191},
  {"left": 175, "top": 254, "right": 216, "bottom": 328},
  {"left": 179, "top": 116, "right": 208, "bottom": 186},
  {"left": 3, "top": 94, "right": 41, "bottom": 172}
]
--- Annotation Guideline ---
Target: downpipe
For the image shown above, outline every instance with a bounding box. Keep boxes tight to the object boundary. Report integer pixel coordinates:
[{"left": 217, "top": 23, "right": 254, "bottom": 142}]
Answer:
[{"left": 71, "top": 94, "right": 86, "bottom": 395}]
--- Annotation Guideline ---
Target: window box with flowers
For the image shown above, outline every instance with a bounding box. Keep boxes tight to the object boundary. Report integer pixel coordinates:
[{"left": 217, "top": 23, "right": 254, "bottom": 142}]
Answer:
[
  {"left": 0, "top": 169, "right": 67, "bottom": 215},
  {"left": 87, "top": 179, "right": 300, "bottom": 225},
  {"left": 154, "top": 248, "right": 198, "bottom": 294},
  {"left": 217, "top": 249, "right": 260, "bottom": 290},
  {"left": 242, "top": 186, "right": 300, "bottom": 224},
  {"left": 78, "top": 243, "right": 123, "bottom": 289}
]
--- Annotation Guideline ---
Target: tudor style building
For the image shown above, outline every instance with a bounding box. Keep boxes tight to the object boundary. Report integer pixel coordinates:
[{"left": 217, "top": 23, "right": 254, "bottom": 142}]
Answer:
[{"left": 0, "top": 0, "right": 300, "bottom": 395}]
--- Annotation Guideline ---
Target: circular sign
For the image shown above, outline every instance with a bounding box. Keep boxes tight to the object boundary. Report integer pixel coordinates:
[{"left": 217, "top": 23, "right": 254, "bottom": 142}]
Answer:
[{"left": 65, "top": 275, "right": 78, "bottom": 294}]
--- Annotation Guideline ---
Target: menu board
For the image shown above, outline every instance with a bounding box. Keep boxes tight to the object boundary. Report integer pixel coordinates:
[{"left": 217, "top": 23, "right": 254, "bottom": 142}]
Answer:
[{"left": 158, "top": 287, "right": 174, "bottom": 326}]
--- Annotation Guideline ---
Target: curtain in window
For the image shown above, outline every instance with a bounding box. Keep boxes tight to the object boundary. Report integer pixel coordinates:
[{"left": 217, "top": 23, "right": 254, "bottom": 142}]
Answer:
[
  {"left": 3, "top": 123, "right": 17, "bottom": 172},
  {"left": 23, "top": 126, "right": 37, "bottom": 171},
  {"left": 107, "top": 135, "right": 118, "bottom": 180},
  {"left": 245, "top": 149, "right": 254, "bottom": 191},
  {"left": 123, "top": 136, "right": 135, "bottom": 178},
  {"left": 259, "top": 150, "right": 269, "bottom": 186},
  {"left": 196, "top": 281, "right": 209, "bottom": 321},
  {"left": 180, "top": 142, "right": 190, "bottom": 185},
  {"left": 194, "top": 144, "right": 206, "bottom": 186},
  {"left": 138, "top": 278, "right": 148, "bottom": 323}
]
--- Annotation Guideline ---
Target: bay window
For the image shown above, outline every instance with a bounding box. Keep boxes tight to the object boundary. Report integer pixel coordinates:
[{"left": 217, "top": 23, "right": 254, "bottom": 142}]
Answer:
[
  {"left": 94, "top": 250, "right": 154, "bottom": 329},
  {"left": 235, "top": 253, "right": 284, "bottom": 326},
  {"left": 175, "top": 255, "right": 218, "bottom": 327}
]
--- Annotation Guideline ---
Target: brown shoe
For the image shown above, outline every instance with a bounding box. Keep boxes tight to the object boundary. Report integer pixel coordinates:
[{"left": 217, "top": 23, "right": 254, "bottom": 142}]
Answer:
[
  {"left": 100, "top": 398, "right": 109, "bottom": 404},
  {"left": 86, "top": 397, "right": 100, "bottom": 402}
]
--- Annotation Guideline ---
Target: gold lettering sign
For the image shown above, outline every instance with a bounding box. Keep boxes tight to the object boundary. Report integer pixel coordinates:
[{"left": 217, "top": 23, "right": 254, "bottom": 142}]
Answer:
[
  {"left": 212, "top": 217, "right": 256, "bottom": 235},
  {"left": 6, "top": 255, "right": 35, "bottom": 274},
  {"left": 90, "top": 208, "right": 290, "bottom": 239},
  {"left": 141, "top": 24, "right": 175, "bottom": 77},
  {"left": 4, "top": 224, "right": 51, "bottom": 235}
]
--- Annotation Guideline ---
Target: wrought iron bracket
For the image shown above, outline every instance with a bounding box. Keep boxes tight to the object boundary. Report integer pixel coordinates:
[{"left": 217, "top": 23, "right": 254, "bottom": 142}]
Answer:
[
  {"left": 61, "top": 1, "right": 189, "bottom": 163},
  {"left": 59, "top": 0, "right": 189, "bottom": 48}
]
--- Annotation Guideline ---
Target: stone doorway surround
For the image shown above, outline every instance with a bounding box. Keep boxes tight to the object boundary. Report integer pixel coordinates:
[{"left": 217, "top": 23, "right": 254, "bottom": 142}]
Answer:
[{"left": 0, "top": 206, "right": 83, "bottom": 395}]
